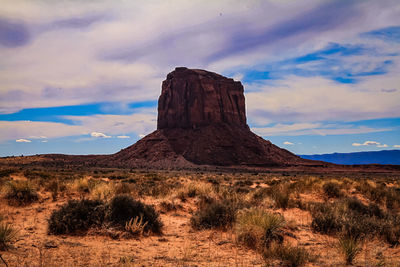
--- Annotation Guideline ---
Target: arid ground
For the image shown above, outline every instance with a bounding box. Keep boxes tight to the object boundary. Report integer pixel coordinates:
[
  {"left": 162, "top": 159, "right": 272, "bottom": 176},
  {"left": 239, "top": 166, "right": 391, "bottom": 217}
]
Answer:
[{"left": 1, "top": 165, "right": 400, "bottom": 266}]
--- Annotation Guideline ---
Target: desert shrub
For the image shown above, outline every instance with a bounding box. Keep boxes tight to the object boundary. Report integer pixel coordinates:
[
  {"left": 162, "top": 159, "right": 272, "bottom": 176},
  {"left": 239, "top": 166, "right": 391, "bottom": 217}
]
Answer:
[
  {"left": 45, "top": 179, "right": 61, "bottom": 201},
  {"left": 4, "top": 180, "right": 38, "bottom": 205},
  {"left": 273, "top": 191, "right": 290, "bottom": 209},
  {"left": 191, "top": 199, "right": 237, "bottom": 230},
  {"left": 356, "top": 181, "right": 400, "bottom": 209},
  {"left": 90, "top": 182, "right": 114, "bottom": 200},
  {"left": 287, "top": 176, "right": 321, "bottom": 194},
  {"left": 251, "top": 186, "right": 291, "bottom": 209},
  {"left": 236, "top": 208, "right": 285, "bottom": 250},
  {"left": 338, "top": 236, "right": 361, "bottom": 265},
  {"left": 380, "top": 216, "right": 400, "bottom": 246},
  {"left": 323, "top": 182, "right": 343, "bottom": 198},
  {"left": 345, "top": 198, "right": 384, "bottom": 218},
  {"left": 106, "top": 195, "right": 162, "bottom": 234},
  {"left": 311, "top": 207, "right": 342, "bottom": 234},
  {"left": 0, "top": 169, "right": 16, "bottom": 178},
  {"left": 0, "top": 222, "right": 18, "bottom": 251},
  {"left": 310, "top": 198, "right": 399, "bottom": 244},
  {"left": 23, "top": 170, "right": 51, "bottom": 180},
  {"left": 48, "top": 199, "right": 105, "bottom": 235},
  {"left": 71, "top": 177, "right": 94, "bottom": 194},
  {"left": 177, "top": 181, "right": 215, "bottom": 201},
  {"left": 263, "top": 242, "right": 313, "bottom": 267},
  {"left": 114, "top": 182, "right": 131, "bottom": 195}
]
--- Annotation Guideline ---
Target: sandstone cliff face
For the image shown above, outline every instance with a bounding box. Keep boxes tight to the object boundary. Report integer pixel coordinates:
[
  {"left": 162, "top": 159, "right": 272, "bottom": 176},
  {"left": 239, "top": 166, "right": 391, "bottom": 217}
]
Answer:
[
  {"left": 157, "top": 67, "right": 247, "bottom": 129},
  {"left": 109, "top": 67, "right": 313, "bottom": 168}
]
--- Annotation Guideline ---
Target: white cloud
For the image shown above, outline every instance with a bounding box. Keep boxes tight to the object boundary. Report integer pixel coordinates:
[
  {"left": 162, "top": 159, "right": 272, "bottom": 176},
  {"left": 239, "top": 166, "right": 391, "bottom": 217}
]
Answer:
[
  {"left": 394, "top": 145, "right": 400, "bottom": 148},
  {"left": 246, "top": 72, "right": 400, "bottom": 124},
  {"left": 363, "top": 141, "right": 380, "bottom": 146},
  {"left": 16, "top": 139, "right": 31, "bottom": 143},
  {"left": 283, "top": 141, "right": 294, "bottom": 145},
  {"left": 139, "top": 134, "right": 146, "bottom": 138},
  {"left": 91, "top": 132, "right": 111, "bottom": 138},
  {"left": 117, "top": 135, "right": 130, "bottom": 139},
  {"left": 352, "top": 140, "right": 389, "bottom": 148},
  {"left": 377, "top": 144, "right": 388, "bottom": 148}
]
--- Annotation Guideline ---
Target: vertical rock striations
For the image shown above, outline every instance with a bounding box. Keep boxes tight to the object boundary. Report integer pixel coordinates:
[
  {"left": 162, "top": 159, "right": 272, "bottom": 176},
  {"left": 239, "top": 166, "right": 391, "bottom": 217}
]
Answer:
[{"left": 157, "top": 67, "right": 247, "bottom": 130}]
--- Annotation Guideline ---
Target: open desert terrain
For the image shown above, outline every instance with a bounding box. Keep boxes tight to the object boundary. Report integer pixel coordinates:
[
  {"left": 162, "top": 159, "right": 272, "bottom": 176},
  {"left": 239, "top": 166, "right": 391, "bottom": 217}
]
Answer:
[{"left": 1, "top": 165, "right": 400, "bottom": 266}]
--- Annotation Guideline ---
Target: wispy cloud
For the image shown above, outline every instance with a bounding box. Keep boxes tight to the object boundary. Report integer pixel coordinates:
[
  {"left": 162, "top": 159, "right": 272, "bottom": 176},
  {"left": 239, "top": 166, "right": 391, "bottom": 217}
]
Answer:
[
  {"left": 283, "top": 141, "right": 294, "bottom": 145},
  {"left": 117, "top": 135, "right": 130, "bottom": 139},
  {"left": 16, "top": 138, "right": 31, "bottom": 143},
  {"left": 352, "top": 140, "right": 388, "bottom": 148},
  {"left": 91, "top": 132, "right": 111, "bottom": 138}
]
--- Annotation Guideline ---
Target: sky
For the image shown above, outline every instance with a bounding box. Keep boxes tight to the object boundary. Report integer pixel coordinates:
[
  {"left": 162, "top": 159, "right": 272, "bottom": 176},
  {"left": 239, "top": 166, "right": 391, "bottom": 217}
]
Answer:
[{"left": 0, "top": 0, "right": 400, "bottom": 156}]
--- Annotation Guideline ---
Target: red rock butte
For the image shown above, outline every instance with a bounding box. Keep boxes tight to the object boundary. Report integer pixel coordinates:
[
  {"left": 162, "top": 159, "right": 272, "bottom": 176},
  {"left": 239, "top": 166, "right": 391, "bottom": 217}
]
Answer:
[{"left": 107, "top": 67, "right": 314, "bottom": 168}]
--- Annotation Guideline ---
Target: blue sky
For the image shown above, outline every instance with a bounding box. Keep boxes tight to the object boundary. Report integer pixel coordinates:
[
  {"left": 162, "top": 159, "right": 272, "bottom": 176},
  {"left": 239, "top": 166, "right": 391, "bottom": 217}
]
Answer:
[{"left": 0, "top": 0, "right": 399, "bottom": 156}]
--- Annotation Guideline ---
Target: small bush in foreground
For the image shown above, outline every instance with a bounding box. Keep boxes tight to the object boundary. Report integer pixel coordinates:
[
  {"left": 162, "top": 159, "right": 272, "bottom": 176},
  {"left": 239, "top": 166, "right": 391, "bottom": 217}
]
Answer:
[
  {"left": 338, "top": 236, "right": 361, "bottom": 265},
  {"left": 0, "top": 222, "right": 18, "bottom": 251},
  {"left": 263, "top": 242, "right": 313, "bottom": 267},
  {"left": 4, "top": 180, "right": 38, "bottom": 205},
  {"left": 191, "top": 199, "right": 236, "bottom": 230},
  {"left": 107, "top": 195, "right": 162, "bottom": 234},
  {"left": 236, "top": 208, "right": 285, "bottom": 249},
  {"left": 48, "top": 199, "right": 105, "bottom": 235}
]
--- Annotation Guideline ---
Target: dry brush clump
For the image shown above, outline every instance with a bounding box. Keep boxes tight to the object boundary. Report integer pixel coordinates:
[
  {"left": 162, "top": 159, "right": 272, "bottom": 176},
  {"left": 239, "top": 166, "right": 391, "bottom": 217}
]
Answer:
[
  {"left": 263, "top": 242, "right": 314, "bottom": 267},
  {"left": 235, "top": 208, "right": 314, "bottom": 267},
  {"left": 3, "top": 180, "right": 38, "bottom": 206},
  {"left": 190, "top": 198, "right": 238, "bottom": 230},
  {"left": 310, "top": 197, "right": 400, "bottom": 246},
  {"left": 48, "top": 195, "right": 162, "bottom": 236}
]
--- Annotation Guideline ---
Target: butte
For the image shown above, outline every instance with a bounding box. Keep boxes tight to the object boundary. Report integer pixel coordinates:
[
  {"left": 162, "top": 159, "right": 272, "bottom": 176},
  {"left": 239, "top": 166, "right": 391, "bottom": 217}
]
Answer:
[{"left": 106, "top": 67, "right": 314, "bottom": 168}]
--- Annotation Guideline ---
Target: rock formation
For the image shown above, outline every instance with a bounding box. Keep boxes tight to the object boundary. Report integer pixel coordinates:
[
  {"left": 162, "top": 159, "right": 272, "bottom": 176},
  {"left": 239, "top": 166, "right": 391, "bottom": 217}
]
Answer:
[
  {"left": 157, "top": 67, "right": 247, "bottom": 129},
  {"left": 108, "top": 67, "right": 313, "bottom": 168}
]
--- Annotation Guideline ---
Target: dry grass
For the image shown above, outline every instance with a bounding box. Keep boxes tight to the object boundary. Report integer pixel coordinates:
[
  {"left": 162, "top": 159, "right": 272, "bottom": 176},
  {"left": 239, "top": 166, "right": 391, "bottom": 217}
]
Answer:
[{"left": 0, "top": 167, "right": 399, "bottom": 266}]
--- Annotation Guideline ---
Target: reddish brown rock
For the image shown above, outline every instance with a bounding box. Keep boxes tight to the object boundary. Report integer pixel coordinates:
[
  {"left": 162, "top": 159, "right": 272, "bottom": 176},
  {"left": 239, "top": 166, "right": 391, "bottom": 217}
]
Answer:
[
  {"left": 107, "top": 67, "right": 314, "bottom": 168},
  {"left": 157, "top": 67, "right": 247, "bottom": 129}
]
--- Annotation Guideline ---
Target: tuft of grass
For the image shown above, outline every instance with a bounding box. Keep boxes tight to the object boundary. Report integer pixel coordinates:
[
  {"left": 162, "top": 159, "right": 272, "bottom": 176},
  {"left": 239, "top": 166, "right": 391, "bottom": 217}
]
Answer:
[
  {"left": 236, "top": 208, "right": 285, "bottom": 249},
  {"left": 337, "top": 236, "right": 361, "bottom": 265},
  {"left": 0, "top": 222, "right": 18, "bottom": 251},
  {"left": 90, "top": 182, "right": 114, "bottom": 200},
  {"left": 263, "top": 242, "right": 313, "bottom": 267},
  {"left": 125, "top": 216, "right": 148, "bottom": 236},
  {"left": 190, "top": 199, "right": 237, "bottom": 230},
  {"left": 113, "top": 182, "right": 131, "bottom": 195},
  {"left": 4, "top": 180, "right": 38, "bottom": 206},
  {"left": 175, "top": 181, "right": 215, "bottom": 201},
  {"left": 71, "top": 177, "right": 93, "bottom": 195}
]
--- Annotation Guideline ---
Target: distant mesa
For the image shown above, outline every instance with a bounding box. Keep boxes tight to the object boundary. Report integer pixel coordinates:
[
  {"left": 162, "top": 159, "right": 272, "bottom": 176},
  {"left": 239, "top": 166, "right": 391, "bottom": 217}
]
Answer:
[{"left": 106, "top": 67, "right": 313, "bottom": 168}]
